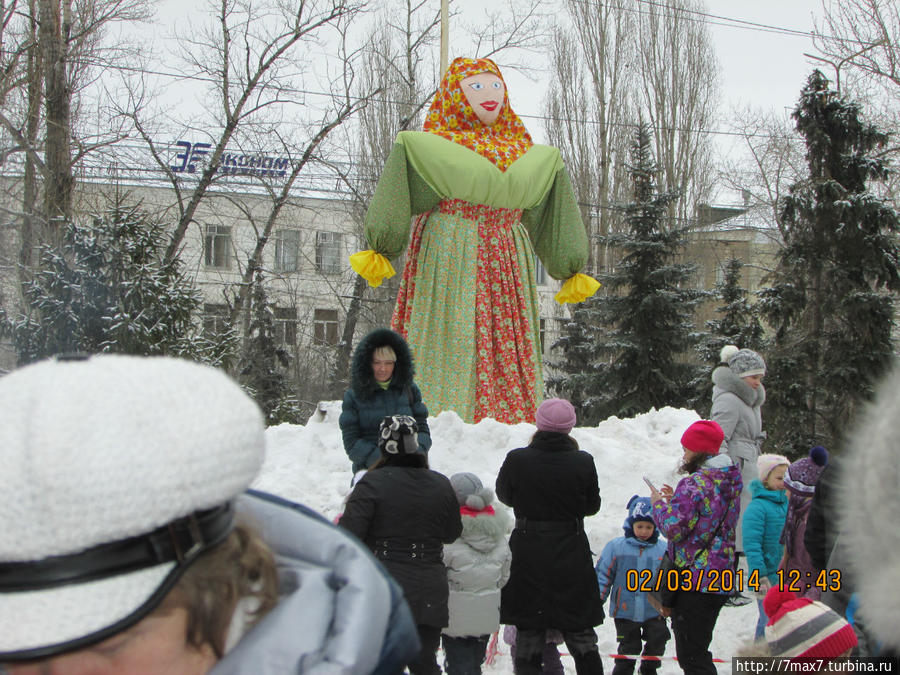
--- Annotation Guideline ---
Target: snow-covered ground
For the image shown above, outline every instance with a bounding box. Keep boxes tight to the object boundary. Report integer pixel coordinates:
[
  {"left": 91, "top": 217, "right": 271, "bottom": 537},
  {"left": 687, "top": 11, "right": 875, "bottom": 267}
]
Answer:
[{"left": 252, "top": 403, "right": 757, "bottom": 674}]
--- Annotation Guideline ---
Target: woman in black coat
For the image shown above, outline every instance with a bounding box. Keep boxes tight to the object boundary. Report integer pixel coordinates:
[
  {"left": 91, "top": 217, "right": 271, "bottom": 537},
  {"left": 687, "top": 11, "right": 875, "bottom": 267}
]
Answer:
[
  {"left": 340, "top": 328, "right": 431, "bottom": 473},
  {"left": 496, "top": 397, "right": 604, "bottom": 675},
  {"left": 340, "top": 415, "right": 462, "bottom": 675}
]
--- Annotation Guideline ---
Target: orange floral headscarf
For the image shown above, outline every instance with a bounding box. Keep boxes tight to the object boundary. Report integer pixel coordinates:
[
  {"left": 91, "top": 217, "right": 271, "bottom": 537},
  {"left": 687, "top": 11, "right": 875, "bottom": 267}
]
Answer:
[{"left": 423, "top": 57, "right": 533, "bottom": 172}]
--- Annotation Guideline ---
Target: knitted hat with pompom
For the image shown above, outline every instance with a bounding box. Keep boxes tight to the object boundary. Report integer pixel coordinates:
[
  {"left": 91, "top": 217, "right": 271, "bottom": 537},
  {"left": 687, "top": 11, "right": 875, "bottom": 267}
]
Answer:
[
  {"left": 784, "top": 446, "right": 829, "bottom": 495},
  {"left": 720, "top": 345, "right": 766, "bottom": 378},
  {"left": 449, "top": 473, "right": 494, "bottom": 511},
  {"left": 762, "top": 587, "right": 857, "bottom": 658}
]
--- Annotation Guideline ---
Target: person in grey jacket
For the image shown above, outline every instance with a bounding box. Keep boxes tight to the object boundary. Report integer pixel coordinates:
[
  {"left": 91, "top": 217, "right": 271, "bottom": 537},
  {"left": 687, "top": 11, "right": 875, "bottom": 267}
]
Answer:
[
  {"left": 710, "top": 344, "right": 766, "bottom": 552},
  {"left": 0, "top": 354, "right": 419, "bottom": 675}
]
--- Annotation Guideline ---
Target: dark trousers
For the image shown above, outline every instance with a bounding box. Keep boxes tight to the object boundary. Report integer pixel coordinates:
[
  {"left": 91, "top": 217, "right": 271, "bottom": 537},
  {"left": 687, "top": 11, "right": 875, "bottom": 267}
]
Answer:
[
  {"left": 515, "top": 627, "right": 603, "bottom": 675},
  {"left": 441, "top": 634, "right": 490, "bottom": 675},
  {"left": 408, "top": 624, "right": 442, "bottom": 675},
  {"left": 670, "top": 592, "right": 727, "bottom": 675},
  {"left": 612, "top": 617, "right": 670, "bottom": 675}
]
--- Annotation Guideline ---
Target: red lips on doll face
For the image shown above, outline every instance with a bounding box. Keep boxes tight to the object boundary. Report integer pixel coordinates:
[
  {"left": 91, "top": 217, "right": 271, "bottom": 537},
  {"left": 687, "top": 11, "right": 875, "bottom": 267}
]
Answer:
[{"left": 460, "top": 72, "right": 505, "bottom": 126}]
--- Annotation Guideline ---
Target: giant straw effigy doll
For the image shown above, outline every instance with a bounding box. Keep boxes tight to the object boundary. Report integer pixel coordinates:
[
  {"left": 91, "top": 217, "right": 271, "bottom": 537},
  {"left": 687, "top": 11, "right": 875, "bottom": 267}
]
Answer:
[{"left": 351, "top": 57, "right": 598, "bottom": 424}]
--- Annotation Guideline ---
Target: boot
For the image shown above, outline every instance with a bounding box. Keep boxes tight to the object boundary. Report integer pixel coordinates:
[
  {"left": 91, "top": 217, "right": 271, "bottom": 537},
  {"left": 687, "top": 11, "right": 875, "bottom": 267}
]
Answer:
[{"left": 571, "top": 649, "right": 604, "bottom": 675}]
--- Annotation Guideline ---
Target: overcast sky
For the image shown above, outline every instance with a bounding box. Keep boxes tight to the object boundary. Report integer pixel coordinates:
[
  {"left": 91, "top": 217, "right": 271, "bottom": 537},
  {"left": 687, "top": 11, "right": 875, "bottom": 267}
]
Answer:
[{"left": 500, "top": 0, "right": 824, "bottom": 141}]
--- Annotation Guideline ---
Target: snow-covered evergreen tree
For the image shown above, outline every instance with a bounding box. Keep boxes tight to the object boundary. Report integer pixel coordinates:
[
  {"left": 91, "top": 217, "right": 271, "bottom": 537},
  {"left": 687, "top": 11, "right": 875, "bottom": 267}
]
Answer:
[
  {"left": 551, "top": 123, "right": 706, "bottom": 424},
  {"left": 238, "top": 268, "right": 301, "bottom": 426},
  {"left": 700, "top": 257, "right": 765, "bottom": 364},
  {"left": 546, "top": 295, "right": 604, "bottom": 418},
  {"left": 0, "top": 200, "right": 236, "bottom": 366},
  {"left": 692, "top": 257, "right": 765, "bottom": 410},
  {"left": 758, "top": 70, "right": 900, "bottom": 454}
]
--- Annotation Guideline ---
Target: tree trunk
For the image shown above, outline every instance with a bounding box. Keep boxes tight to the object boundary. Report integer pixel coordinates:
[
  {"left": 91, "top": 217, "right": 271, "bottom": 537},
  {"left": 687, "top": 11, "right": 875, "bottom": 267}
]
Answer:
[
  {"left": 19, "top": 0, "right": 44, "bottom": 294},
  {"left": 329, "top": 273, "right": 370, "bottom": 398},
  {"left": 39, "top": 0, "right": 72, "bottom": 244}
]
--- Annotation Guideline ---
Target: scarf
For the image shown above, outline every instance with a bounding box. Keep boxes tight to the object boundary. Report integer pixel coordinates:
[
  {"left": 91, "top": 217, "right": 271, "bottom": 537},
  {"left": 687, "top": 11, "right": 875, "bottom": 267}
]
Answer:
[{"left": 423, "top": 57, "right": 533, "bottom": 172}]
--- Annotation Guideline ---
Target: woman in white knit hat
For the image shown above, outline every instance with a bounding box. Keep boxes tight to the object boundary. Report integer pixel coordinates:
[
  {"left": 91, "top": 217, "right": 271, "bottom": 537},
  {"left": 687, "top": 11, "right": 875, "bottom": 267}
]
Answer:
[{"left": 0, "top": 354, "right": 419, "bottom": 674}]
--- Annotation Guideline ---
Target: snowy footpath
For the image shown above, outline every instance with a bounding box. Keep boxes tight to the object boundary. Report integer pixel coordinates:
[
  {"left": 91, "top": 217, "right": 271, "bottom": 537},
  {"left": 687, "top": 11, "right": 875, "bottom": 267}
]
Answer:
[{"left": 253, "top": 403, "right": 758, "bottom": 674}]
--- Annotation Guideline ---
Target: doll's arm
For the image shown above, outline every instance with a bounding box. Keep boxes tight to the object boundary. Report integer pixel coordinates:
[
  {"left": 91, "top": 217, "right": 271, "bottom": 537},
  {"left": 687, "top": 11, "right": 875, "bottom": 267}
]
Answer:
[{"left": 521, "top": 167, "right": 599, "bottom": 303}]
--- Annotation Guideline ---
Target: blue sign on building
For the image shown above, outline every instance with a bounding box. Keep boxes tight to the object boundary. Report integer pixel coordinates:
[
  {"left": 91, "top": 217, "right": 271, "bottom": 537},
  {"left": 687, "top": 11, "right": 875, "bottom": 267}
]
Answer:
[{"left": 170, "top": 141, "right": 290, "bottom": 179}]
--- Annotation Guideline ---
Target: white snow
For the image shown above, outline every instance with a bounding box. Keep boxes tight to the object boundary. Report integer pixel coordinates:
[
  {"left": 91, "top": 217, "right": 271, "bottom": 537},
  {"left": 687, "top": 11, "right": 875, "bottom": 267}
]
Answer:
[{"left": 253, "top": 403, "right": 757, "bottom": 674}]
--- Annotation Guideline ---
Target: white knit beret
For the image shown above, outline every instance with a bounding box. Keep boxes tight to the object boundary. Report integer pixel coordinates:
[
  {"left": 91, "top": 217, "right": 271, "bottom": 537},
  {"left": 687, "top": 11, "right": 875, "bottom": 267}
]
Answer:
[{"left": 0, "top": 354, "right": 265, "bottom": 660}]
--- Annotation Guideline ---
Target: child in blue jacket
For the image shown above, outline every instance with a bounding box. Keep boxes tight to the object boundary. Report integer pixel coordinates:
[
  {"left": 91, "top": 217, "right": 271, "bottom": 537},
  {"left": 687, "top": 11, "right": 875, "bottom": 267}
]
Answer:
[
  {"left": 595, "top": 495, "right": 670, "bottom": 675},
  {"left": 742, "top": 453, "right": 789, "bottom": 640}
]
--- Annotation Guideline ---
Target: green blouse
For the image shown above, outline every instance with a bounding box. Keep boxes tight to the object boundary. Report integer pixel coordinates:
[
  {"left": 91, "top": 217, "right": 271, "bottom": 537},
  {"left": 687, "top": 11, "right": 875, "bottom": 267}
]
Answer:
[{"left": 364, "top": 131, "right": 589, "bottom": 281}]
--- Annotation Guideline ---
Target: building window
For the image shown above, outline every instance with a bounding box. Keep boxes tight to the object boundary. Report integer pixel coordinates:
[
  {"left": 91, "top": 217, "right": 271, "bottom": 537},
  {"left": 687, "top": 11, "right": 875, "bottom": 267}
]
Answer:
[
  {"left": 535, "top": 256, "right": 547, "bottom": 285},
  {"left": 204, "top": 224, "right": 231, "bottom": 269},
  {"left": 539, "top": 318, "right": 547, "bottom": 353},
  {"left": 316, "top": 231, "right": 342, "bottom": 274},
  {"left": 313, "top": 308, "right": 339, "bottom": 345},
  {"left": 274, "top": 229, "right": 299, "bottom": 274},
  {"left": 715, "top": 263, "right": 726, "bottom": 286},
  {"left": 274, "top": 307, "right": 297, "bottom": 346},
  {"left": 202, "top": 304, "right": 231, "bottom": 337}
]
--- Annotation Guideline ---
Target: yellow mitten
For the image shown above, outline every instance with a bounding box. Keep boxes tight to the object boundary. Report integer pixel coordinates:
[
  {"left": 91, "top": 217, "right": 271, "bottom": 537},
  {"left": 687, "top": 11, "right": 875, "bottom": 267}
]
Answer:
[
  {"left": 554, "top": 273, "right": 601, "bottom": 304},
  {"left": 349, "top": 250, "right": 396, "bottom": 288}
]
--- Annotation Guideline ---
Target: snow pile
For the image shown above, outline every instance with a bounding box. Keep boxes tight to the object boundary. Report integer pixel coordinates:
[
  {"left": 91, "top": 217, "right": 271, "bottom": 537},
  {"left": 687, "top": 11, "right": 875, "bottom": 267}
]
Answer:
[{"left": 254, "top": 403, "right": 756, "bottom": 673}]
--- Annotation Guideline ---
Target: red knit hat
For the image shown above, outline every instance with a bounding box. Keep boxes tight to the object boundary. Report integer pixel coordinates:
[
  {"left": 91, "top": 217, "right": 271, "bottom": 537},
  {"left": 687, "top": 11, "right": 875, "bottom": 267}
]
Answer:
[
  {"left": 763, "top": 587, "right": 858, "bottom": 658},
  {"left": 680, "top": 420, "right": 724, "bottom": 455}
]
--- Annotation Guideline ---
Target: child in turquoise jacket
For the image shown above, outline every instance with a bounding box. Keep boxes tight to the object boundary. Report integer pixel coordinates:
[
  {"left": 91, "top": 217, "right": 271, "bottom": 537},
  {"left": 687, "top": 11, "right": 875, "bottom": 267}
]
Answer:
[
  {"left": 595, "top": 496, "right": 670, "bottom": 675},
  {"left": 742, "top": 453, "right": 789, "bottom": 639}
]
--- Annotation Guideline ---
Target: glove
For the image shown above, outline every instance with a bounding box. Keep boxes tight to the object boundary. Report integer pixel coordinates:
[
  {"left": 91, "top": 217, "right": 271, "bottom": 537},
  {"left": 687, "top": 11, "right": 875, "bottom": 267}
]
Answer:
[{"left": 756, "top": 576, "right": 772, "bottom": 598}]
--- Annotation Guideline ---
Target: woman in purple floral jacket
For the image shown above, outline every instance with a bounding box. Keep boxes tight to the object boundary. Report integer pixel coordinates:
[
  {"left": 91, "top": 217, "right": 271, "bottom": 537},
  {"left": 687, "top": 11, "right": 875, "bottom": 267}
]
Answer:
[{"left": 649, "top": 420, "right": 742, "bottom": 675}]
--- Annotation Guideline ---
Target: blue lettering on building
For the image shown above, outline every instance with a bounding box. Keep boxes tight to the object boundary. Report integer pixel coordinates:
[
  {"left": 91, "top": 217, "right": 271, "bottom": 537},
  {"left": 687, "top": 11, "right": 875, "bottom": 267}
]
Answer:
[{"left": 170, "top": 141, "right": 290, "bottom": 179}]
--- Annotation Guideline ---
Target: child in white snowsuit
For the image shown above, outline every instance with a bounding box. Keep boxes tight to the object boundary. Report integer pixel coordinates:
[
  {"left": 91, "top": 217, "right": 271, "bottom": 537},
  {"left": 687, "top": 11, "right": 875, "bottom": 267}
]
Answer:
[
  {"left": 441, "top": 472, "right": 512, "bottom": 675},
  {"left": 595, "top": 496, "right": 670, "bottom": 675}
]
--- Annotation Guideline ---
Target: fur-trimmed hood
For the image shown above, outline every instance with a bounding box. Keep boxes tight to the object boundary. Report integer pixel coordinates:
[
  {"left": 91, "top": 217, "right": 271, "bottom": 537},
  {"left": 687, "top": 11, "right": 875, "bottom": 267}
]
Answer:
[
  {"left": 712, "top": 364, "right": 766, "bottom": 408},
  {"left": 458, "top": 506, "right": 511, "bottom": 553},
  {"left": 349, "top": 328, "right": 416, "bottom": 400},
  {"left": 841, "top": 364, "right": 900, "bottom": 651}
]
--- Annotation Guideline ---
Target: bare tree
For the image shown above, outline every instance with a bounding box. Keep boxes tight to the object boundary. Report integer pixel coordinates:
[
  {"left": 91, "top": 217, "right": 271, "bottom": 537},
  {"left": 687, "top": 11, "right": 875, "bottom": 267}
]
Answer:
[
  {"left": 120, "top": 0, "right": 366, "bottom": 265},
  {"left": 544, "top": 0, "right": 636, "bottom": 274},
  {"left": 812, "top": 0, "right": 900, "bottom": 192},
  {"left": 635, "top": 0, "right": 720, "bottom": 226},
  {"left": 0, "top": 0, "right": 149, "bottom": 291},
  {"left": 814, "top": 0, "right": 900, "bottom": 93},
  {"left": 718, "top": 107, "right": 806, "bottom": 240}
]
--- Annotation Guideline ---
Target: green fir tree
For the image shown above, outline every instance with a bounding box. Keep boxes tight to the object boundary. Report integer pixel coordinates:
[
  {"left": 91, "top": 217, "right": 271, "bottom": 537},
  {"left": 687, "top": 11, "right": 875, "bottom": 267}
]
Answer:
[
  {"left": 238, "top": 268, "right": 301, "bottom": 426},
  {"left": 692, "top": 257, "right": 765, "bottom": 408},
  {"left": 551, "top": 122, "right": 706, "bottom": 424},
  {"left": 758, "top": 70, "right": 900, "bottom": 454},
  {"left": 0, "top": 199, "right": 236, "bottom": 367}
]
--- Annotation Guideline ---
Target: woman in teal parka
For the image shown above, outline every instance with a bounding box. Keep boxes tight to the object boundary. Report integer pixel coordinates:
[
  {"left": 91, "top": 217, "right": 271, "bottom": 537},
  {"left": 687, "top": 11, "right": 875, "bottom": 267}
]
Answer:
[
  {"left": 339, "top": 328, "right": 431, "bottom": 473},
  {"left": 742, "top": 453, "right": 789, "bottom": 640}
]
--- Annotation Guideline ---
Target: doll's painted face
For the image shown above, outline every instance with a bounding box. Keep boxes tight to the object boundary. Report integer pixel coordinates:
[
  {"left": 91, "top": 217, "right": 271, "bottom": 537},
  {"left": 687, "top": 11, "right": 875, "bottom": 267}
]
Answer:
[{"left": 460, "top": 72, "right": 505, "bottom": 126}]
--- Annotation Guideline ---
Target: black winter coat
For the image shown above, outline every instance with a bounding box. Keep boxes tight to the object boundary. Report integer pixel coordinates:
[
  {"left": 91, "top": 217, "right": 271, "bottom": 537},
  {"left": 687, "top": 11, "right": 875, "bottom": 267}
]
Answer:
[
  {"left": 339, "top": 328, "right": 431, "bottom": 472},
  {"left": 339, "top": 466, "right": 463, "bottom": 628},
  {"left": 496, "top": 433, "right": 604, "bottom": 631}
]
